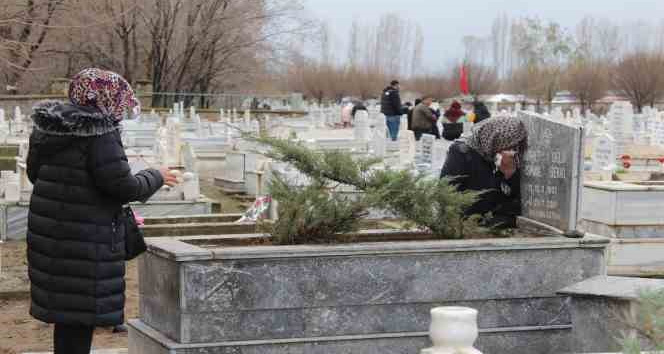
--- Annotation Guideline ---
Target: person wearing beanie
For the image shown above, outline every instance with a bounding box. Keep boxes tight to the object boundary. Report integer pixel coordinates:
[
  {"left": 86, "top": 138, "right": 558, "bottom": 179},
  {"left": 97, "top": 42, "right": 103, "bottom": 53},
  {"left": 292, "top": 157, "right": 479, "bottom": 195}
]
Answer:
[
  {"left": 380, "top": 80, "right": 403, "bottom": 141},
  {"left": 472, "top": 101, "right": 492, "bottom": 124},
  {"left": 27, "top": 68, "right": 179, "bottom": 354}
]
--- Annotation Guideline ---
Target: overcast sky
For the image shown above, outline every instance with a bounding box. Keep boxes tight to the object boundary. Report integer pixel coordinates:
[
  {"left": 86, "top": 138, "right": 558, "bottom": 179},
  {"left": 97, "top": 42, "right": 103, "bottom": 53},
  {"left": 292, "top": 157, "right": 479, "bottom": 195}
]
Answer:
[{"left": 304, "top": 0, "right": 664, "bottom": 71}]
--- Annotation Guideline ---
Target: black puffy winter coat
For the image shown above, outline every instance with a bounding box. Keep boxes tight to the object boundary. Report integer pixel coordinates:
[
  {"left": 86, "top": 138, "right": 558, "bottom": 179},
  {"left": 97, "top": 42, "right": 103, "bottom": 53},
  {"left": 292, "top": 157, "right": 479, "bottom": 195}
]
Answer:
[
  {"left": 380, "top": 86, "right": 402, "bottom": 116},
  {"left": 440, "top": 141, "right": 521, "bottom": 228},
  {"left": 27, "top": 101, "right": 164, "bottom": 326}
]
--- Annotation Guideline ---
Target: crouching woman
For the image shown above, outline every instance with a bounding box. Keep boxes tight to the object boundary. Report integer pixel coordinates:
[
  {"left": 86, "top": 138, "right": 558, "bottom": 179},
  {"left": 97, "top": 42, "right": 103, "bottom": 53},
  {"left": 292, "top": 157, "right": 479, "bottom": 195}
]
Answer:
[{"left": 440, "top": 117, "right": 528, "bottom": 228}]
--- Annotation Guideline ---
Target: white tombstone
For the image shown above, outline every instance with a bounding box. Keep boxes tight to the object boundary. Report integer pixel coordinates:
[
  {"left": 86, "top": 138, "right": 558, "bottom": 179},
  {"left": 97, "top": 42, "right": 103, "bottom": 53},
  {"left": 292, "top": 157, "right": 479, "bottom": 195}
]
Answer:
[
  {"left": 244, "top": 109, "right": 251, "bottom": 128},
  {"left": 232, "top": 108, "right": 238, "bottom": 122},
  {"left": 551, "top": 107, "right": 564, "bottom": 122},
  {"left": 591, "top": 133, "right": 617, "bottom": 172},
  {"left": 354, "top": 110, "right": 371, "bottom": 141},
  {"left": 251, "top": 120, "right": 260, "bottom": 136},
  {"left": 400, "top": 115, "right": 408, "bottom": 131},
  {"left": 181, "top": 143, "right": 197, "bottom": 173},
  {"left": 0, "top": 108, "right": 5, "bottom": 124},
  {"left": 371, "top": 125, "right": 387, "bottom": 158},
  {"left": 398, "top": 130, "right": 416, "bottom": 166},
  {"left": 189, "top": 106, "right": 196, "bottom": 122},
  {"left": 416, "top": 134, "right": 435, "bottom": 165},
  {"left": 609, "top": 101, "right": 634, "bottom": 156},
  {"left": 4, "top": 172, "right": 20, "bottom": 202},
  {"left": 421, "top": 307, "right": 482, "bottom": 354},
  {"left": 192, "top": 113, "right": 202, "bottom": 137},
  {"left": 432, "top": 140, "right": 452, "bottom": 173},
  {"left": 13, "top": 106, "right": 23, "bottom": 133},
  {"left": 182, "top": 172, "right": 200, "bottom": 201}
]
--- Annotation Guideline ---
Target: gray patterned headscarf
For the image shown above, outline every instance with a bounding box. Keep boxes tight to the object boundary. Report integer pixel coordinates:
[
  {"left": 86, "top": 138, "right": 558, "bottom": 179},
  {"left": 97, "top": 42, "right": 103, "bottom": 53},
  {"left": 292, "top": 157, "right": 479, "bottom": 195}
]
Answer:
[{"left": 465, "top": 117, "right": 528, "bottom": 167}]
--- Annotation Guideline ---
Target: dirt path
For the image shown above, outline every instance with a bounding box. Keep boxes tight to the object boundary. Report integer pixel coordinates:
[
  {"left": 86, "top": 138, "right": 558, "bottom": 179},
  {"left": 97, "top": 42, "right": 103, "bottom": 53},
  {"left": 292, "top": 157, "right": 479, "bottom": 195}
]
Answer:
[{"left": 0, "top": 241, "right": 139, "bottom": 353}]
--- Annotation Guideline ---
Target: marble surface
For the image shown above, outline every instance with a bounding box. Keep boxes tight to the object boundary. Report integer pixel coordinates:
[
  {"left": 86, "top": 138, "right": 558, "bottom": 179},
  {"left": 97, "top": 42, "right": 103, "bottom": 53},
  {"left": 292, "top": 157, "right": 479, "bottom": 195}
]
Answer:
[
  {"left": 0, "top": 200, "right": 212, "bottom": 241},
  {"left": 582, "top": 185, "right": 664, "bottom": 225},
  {"left": 558, "top": 276, "right": 664, "bottom": 301},
  {"left": 138, "top": 235, "right": 607, "bottom": 348},
  {"left": 129, "top": 319, "right": 572, "bottom": 354}
]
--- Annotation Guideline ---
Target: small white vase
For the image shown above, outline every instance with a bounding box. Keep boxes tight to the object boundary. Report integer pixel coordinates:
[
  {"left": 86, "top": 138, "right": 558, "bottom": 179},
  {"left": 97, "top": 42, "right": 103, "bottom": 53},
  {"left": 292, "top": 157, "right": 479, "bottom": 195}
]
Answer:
[{"left": 421, "top": 307, "right": 483, "bottom": 354}]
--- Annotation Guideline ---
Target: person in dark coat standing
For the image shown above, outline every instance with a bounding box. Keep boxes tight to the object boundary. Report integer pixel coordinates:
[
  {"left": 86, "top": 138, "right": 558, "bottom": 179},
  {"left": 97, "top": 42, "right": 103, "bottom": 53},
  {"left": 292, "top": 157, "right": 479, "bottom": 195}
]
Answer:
[
  {"left": 380, "top": 80, "right": 403, "bottom": 141},
  {"left": 27, "top": 68, "right": 178, "bottom": 354},
  {"left": 440, "top": 117, "right": 528, "bottom": 228}
]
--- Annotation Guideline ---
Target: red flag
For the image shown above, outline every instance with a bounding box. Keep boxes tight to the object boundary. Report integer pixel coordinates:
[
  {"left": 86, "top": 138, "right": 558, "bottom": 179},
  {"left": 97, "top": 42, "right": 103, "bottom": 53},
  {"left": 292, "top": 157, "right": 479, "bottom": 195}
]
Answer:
[{"left": 459, "top": 65, "right": 469, "bottom": 95}]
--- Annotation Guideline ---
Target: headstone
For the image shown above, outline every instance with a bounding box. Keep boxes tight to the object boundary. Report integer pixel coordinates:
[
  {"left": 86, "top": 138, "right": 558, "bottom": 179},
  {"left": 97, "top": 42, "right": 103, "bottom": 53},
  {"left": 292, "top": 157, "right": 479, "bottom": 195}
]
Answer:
[
  {"left": 0, "top": 108, "right": 5, "bottom": 124},
  {"left": 371, "top": 125, "right": 387, "bottom": 158},
  {"left": 251, "top": 120, "right": 260, "bottom": 136},
  {"left": 4, "top": 172, "right": 20, "bottom": 202},
  {"left": 609, "top": 101, "right": 634, "bottom": 156},
  {"left": 398, "top": 130, "right": 416, "bottom": 166},
  {"left": 244, "top": 109, "right": 251, "bottom": 128},
  {"left": 354, "top": 111, "right": 371, "bottom": 141},
  {"left": 13, "top": 106, "right": 23, "bottom": 133},
  {"left": 591, "top": 133, "right": 616, "bottom": 172},
  {"left": 431, "top": 140, "right": 452, "bottom": 173},
  {"left": 182, "top": 172, "right": 200, "bottom": 201},
  {"left": 181, "top": 143, "right": 197, "bottom": 173},
  {"left": 400, "top": 115, "right": 408, "bottom": 131},
  {"left": 416, "top": 134, "right": 435, "bottom": 165},
  {"left": 519, "top": 111, "right": 584, "bottom": 235},
  {"left": 189, "top": 106, "right": 196, "bottom": 122}
]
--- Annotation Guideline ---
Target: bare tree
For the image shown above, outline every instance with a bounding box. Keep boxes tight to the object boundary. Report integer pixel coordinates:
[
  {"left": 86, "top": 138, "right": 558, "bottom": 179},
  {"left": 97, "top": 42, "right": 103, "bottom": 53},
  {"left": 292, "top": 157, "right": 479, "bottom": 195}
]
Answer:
[
  {"left": 0, "top": 0, "right": 66, "bottom": 93},
  {"left": 612, "top": 52, "right": 664, "bottom": 113},
  {"left": 564, "top": 58, "right": 608, "bottom": 114}
]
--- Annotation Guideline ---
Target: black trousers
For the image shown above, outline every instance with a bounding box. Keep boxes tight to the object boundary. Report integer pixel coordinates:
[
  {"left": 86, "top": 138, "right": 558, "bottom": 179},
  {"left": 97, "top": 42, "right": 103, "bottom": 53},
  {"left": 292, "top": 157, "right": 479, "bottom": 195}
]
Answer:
[{"left": 54, "top": 324, "right": 94, "bottom": 354}]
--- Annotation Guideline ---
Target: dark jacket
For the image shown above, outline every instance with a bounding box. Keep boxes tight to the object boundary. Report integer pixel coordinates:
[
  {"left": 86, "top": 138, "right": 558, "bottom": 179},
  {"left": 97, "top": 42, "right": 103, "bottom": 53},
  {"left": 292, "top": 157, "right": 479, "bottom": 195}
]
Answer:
[
  {"left": 440, "top": 141, "right": 521, "bottom": 228},
  {"left": 27, "top": 101, "right": 164, "bottom": 327},
  {"left": 380, "top": 86, "right": 402, "bottom": 116},
  {"left": 412, "top": 103, "right": 436, "bottom": 131}
]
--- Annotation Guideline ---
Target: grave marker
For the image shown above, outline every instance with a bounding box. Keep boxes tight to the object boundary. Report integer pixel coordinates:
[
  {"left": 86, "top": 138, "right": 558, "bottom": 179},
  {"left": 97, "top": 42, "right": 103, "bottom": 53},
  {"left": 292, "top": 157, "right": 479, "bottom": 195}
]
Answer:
[
  {"left": 591, "top": 133, "right": 616, "bottom": 172},
  {"left": 519, "top": 111, "right": 584, "bottom": 235}
]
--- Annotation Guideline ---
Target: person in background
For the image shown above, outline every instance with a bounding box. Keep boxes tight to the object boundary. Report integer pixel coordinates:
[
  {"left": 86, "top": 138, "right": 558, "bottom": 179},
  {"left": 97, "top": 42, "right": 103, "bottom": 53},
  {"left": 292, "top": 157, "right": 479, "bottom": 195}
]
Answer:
[
  {"left": 341, "top": 102, "right": 353, "bottom": 128},
  {"left": 380, "top": 80, "right": 403, "bottom": 141},
  {"left": 430, "top": 102, "right": 442, "bottom": 139},
  {"left": 440, "top": 117, "right": 528, "bottom": 229},
  {"left": 443, "top": 100, "right": 465, "bottom": 123},
  {"left": 411, "top": 96, "right": 436, "bottom": 141},
  {"left": 26, "top": 68, "right": 179, "bottom": 354},
  {"left": 471, "top": 101, "right": 492, "bottom": 124},
  {"left": 351, "top": 100, "right": 368, "bottom": 119},
  {"left": 406, "top": 100, "right": 418, "bottom": 131}
]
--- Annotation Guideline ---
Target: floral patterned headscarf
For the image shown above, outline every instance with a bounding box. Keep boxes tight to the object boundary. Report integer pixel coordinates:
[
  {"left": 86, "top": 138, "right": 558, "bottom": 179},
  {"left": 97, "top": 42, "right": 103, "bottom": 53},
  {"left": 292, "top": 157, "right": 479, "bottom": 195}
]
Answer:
[
  {"left": 68, "top": 68, "right": 139, "bottom": 121},
  {"left": 466, "top": 117, "right": 528, "bottom": 167}
]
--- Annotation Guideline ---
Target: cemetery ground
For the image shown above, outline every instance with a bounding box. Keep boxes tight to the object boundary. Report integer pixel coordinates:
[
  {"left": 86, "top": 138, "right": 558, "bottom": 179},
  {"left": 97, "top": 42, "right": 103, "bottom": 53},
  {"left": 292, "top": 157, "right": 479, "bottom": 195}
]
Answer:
[
  {"left": 0, "top": 239, "right": 136, "bottom": 353},
  {"left": 0, "top": 179, "right": 244, "bottom": 353}
]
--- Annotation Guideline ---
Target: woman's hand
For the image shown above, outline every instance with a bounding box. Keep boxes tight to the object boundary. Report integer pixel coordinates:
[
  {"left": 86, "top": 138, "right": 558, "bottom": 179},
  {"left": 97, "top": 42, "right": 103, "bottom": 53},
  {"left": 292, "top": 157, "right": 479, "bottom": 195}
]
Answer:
[
  {"left": 498, "top": 151, "right": 517, "bottom": 180},
  {"left": 159, "top": 168, "right": 179, "bottom": 187}
]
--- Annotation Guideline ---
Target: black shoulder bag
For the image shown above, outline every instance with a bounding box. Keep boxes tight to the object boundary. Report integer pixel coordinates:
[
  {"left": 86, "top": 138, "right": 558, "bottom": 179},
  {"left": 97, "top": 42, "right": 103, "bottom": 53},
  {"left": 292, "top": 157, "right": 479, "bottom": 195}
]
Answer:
[{"left": 122, "top": 205, "right": 147, "bottom": 260}]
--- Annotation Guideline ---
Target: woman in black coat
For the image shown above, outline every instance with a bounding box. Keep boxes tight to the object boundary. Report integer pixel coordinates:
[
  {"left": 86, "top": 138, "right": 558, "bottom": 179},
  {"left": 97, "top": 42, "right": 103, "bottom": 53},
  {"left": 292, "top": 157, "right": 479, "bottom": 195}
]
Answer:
[
  {"left": 440, "top": 117, "right": 528, "bottom": 228},
  {"left": 27, "top": 68, "right": 178, "bottom": 354}
]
